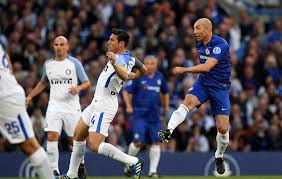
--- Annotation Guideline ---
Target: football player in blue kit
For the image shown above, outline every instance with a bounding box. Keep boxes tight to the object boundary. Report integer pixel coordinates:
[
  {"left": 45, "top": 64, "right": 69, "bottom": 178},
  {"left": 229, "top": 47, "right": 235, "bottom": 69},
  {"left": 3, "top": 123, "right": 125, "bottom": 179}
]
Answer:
[
  {"left": 123, "top": 55, "right": 169, "bottom": 177},
  {"left": 158, "top": 18, "right": 231, "bottom": 175}
]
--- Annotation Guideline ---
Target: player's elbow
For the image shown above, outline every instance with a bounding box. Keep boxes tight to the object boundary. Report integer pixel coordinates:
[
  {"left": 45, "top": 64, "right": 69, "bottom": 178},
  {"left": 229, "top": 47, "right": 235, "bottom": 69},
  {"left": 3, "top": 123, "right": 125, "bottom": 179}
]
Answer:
[
  {"left": 120, "top": 74, "right": 129, "bottom": 81},
  {"left": 85, "top": 80, "right": 91, "bottom": 88}
]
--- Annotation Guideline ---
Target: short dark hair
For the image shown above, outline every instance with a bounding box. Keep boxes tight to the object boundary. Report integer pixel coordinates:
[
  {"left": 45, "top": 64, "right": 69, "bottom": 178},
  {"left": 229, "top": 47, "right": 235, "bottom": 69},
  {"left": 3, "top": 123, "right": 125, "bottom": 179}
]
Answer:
[{"left": 111, "top": 28, "right": 130, "bottom": 47}]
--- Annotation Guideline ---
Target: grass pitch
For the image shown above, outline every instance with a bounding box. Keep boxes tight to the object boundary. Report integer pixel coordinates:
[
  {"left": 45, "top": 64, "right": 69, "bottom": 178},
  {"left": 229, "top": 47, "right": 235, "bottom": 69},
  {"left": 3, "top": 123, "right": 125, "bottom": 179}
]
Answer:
[{"left": 3, "top": 176, "right": 282, "bottom": 179}]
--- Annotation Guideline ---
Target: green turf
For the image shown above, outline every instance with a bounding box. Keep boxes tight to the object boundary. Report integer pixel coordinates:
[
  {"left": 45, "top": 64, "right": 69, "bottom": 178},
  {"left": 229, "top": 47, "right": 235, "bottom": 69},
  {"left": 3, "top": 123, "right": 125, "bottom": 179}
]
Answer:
[{"left": 2, "top": 176, "right": 282, "bottom": 179}]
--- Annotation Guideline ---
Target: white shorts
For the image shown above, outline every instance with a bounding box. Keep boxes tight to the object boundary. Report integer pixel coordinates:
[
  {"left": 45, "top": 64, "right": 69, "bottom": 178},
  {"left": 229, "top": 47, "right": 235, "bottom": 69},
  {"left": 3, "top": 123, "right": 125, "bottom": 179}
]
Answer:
[
  {"left": 45, "top": 110, "right": 81, "bottom": 137},
  {"left": 0, "top": 93, "right": 35, "bottom": 144},
  {"left": 82, "top": 96, "right": 118, "bottom": 137}
]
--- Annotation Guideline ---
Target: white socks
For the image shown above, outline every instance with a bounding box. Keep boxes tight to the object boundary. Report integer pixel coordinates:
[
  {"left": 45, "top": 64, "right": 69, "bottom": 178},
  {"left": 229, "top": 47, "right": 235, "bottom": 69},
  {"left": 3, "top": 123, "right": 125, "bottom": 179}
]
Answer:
[
  {"left": 215, "top": 131, "right": 229, "bottom": 158},
  {"left": 149, "top": 145, "right": 160, "bottom": 175},
  {"left": 167, "top": 104, "right": 189, "bottom": 133},
  {"left": 98, "top": 142, "right": 138, "bottom": 166},
  {"left": 67, "top": 140, "right": 86, "bottom": 178},
  {"left": 128, "top": 142, "right": 141, "bottom": 156},
  {"left": 29, "top": 147, "right": 53, "bottom": 179},
  {"left": 46, "top": 141, "right": 59, "bottom": 172}
]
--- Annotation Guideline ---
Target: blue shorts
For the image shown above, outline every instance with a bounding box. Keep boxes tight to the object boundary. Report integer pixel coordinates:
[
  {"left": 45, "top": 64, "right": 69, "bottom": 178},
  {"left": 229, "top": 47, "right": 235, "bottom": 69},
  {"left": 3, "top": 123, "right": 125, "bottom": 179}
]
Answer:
[
  {"left": 131, "top": 119, "right": 162, "bottom": 143},
  {"left": 187, "top": 80, "right": 230, "bottom": 116}
]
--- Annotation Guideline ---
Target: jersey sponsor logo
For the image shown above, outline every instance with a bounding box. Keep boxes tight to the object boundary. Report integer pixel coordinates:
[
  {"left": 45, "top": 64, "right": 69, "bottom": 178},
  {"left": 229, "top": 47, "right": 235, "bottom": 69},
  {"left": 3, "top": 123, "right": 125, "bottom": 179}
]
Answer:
[
  {"left": 200, "top": 55, "right": 208, "bottom": 60},
  {"left": 213, "top": 47, "right": 221, "bottom": 54},
  {"left": 65, "top": 69, "right": 71, "bottom": 75},
  {"left": 50, "top": 78, "right": 72, "bottom": 84},
  {"left": 145, "top": 86, "right": 160, "bottom": 92},
  {"left": 204, "top": 154, "right": 240, "bottom": 176}
]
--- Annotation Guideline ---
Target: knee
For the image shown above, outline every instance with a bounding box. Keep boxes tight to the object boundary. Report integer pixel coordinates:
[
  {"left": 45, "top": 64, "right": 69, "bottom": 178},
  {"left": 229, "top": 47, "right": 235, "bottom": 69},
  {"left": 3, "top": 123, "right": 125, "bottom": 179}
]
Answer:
[
  {"left": 183, "top": 99, "right": 193, "bottom": 110},
  {"left": 217, "top": 125, "right": 229, "bottom": 134},
  {"left": 47, "top": 132, "right": 59, "bottom": 141},
  {"left": 183, "top": 95, "right": 198, "bottom": 110},
  {"left": 19, "top": 137, "right": 40, "bottom": 156},
  {"left": 134, "top": 142, "right": 144, "bottom": 148}
]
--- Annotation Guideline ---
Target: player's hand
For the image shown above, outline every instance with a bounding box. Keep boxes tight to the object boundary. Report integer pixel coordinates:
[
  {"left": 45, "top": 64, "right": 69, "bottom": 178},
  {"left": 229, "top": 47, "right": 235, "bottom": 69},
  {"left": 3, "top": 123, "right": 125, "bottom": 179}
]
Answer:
[
  {"left": 172, "top": 67, "right": 185, "bottom": 75},
  {"left": 106, "top": 52, "right": 116, "bottom": 65},
  {"left": 25, "top": 96, "right": 32, "bottom": 107},
  {"left": 126, "top": 106, "right": 133, "bottom": 114},
  {"left": 69, "top": 86, "right": 80, "bottom": 95}
]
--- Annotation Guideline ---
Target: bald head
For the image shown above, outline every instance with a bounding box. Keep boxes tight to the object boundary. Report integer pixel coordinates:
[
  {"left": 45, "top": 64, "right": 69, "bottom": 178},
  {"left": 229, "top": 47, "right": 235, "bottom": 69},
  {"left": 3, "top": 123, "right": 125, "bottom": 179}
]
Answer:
[
  {"left": 54, "top": 36, "right": 68, "bottom": 44},
  {"left": 195, "top": 18, "right": 213, "bottom": 32},
  {"left": 53, "top": 36, "right": 69, "bottom": 60},
  {"left": 193, "top": 18, "right": 213, "bottom": 44}
]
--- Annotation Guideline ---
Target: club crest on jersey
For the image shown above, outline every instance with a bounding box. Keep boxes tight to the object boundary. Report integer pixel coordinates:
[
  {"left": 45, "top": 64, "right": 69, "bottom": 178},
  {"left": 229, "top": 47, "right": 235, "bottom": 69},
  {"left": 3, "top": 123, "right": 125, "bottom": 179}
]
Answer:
[
  {"left": 157, "top": 79, "right": 161, "bottom": 85},
  {"left": 65, "top": 69, "right": 71, "bottom": 75},
  {"left": 213, "top": 47, "right": 221, "bottom": 54},
  {"left": 205, "top": 48, "right": 210, "bottom": 55}
]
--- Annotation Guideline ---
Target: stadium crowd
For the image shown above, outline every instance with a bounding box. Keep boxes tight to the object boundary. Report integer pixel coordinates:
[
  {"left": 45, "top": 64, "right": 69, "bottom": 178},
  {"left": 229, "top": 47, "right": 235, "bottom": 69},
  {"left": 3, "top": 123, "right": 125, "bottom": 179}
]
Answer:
[{"left": 0, "top": 0, "right": 282, "bottom": 153}]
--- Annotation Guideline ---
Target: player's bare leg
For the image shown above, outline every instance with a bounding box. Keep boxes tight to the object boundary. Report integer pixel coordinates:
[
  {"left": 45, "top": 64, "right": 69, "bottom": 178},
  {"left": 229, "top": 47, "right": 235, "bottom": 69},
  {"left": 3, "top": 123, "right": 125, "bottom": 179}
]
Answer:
[
  {"left": 65, "top": 118, "right": 89, "bottom": 179},
  {"left": 19, "top": 137, "right": 53, "bottom": 179},
  {"left": 158, "top": 94, "right": 200, "bottom": 143},
  {"left": 89, "top": 131, "right": 144, "bottom": 179},
  {"left": 214, "top": 115, "right": 229, "bottom": 174},
  {"left": 47, "top": 131, "right": 60, "bottom": 175}
]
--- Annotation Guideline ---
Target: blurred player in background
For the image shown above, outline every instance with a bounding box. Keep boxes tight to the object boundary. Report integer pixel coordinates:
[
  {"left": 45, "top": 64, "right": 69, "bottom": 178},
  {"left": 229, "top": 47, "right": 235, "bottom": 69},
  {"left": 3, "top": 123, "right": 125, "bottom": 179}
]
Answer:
[
  {"left": 26, "top": 36, "right": 90, "bottom": 178},
  {"left": 158, "top": 18, "right": 231, "bottom": 175},
  {"left": 123, "top": 55, "right": 169, "bottom": 177},
  {"left": 57, "top": 29, "right": 147, "bottom": 179},
  {"left": 0, "top": 40, "right": 53, "bottom": 178}
]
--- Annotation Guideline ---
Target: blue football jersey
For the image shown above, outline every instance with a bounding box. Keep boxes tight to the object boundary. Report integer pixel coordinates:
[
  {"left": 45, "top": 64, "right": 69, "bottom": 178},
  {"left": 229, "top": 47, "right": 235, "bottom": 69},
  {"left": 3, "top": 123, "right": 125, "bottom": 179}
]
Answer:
[
  {"left": 125, "top": 71, "right": 169, "bottom": 122},
  {"left": 197, "top": 35, "right": 231, "bottom": 90}
]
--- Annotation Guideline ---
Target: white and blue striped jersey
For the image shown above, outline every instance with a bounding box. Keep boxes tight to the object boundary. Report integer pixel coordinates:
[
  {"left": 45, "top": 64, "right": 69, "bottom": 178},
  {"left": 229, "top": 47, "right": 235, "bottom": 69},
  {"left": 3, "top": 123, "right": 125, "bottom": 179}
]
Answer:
[
  {"left": 94, "top": 51, "right": 135, "bottom": 100},
  {"left": 41, "top": 56, "right": 89, "bottom": 113},
  {"left": 0, "top": 41, "right": 25, "bottom": 98}
]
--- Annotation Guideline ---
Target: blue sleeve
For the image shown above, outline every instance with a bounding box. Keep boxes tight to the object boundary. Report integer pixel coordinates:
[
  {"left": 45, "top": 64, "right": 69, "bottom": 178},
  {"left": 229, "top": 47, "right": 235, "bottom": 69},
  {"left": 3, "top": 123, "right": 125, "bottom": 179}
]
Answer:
[
  {"left": 125, "top": 80, "right": 137, "bottom": 94},
  {"left": 209, "top": 43, "right": 228, "bottom": 62},
  {"left": 69, "top": 57, "right": 89, "bottom": 84},
  {"left": 115, "top": 54, "right": 128, "bottom": 67},
  {"left": 160, "top": 74, "right": 169, "bottom": 94}
]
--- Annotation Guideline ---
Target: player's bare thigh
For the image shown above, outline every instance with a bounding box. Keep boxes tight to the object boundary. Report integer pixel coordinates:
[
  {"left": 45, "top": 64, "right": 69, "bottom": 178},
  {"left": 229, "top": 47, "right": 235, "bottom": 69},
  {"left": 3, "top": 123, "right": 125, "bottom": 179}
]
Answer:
[
  {"left": 88, "top": 131, "right": 106, "bottom": 153},
  {"left": 215, "top": 115, "right": 229, "bottom": 134},
  {"left": 183, "top": 94, "right": 201, "bottom": 110}
]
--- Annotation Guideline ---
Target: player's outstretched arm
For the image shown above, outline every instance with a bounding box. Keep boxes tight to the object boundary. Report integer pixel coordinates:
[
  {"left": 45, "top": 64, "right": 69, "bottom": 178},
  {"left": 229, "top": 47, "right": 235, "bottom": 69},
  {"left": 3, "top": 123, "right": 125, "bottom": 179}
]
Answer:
[
  {"left": 26, "top": 82, "right": 48, "bottom": 106},
  {"left": 173, "top": 57, "right": 218, "bottom": 75}
]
